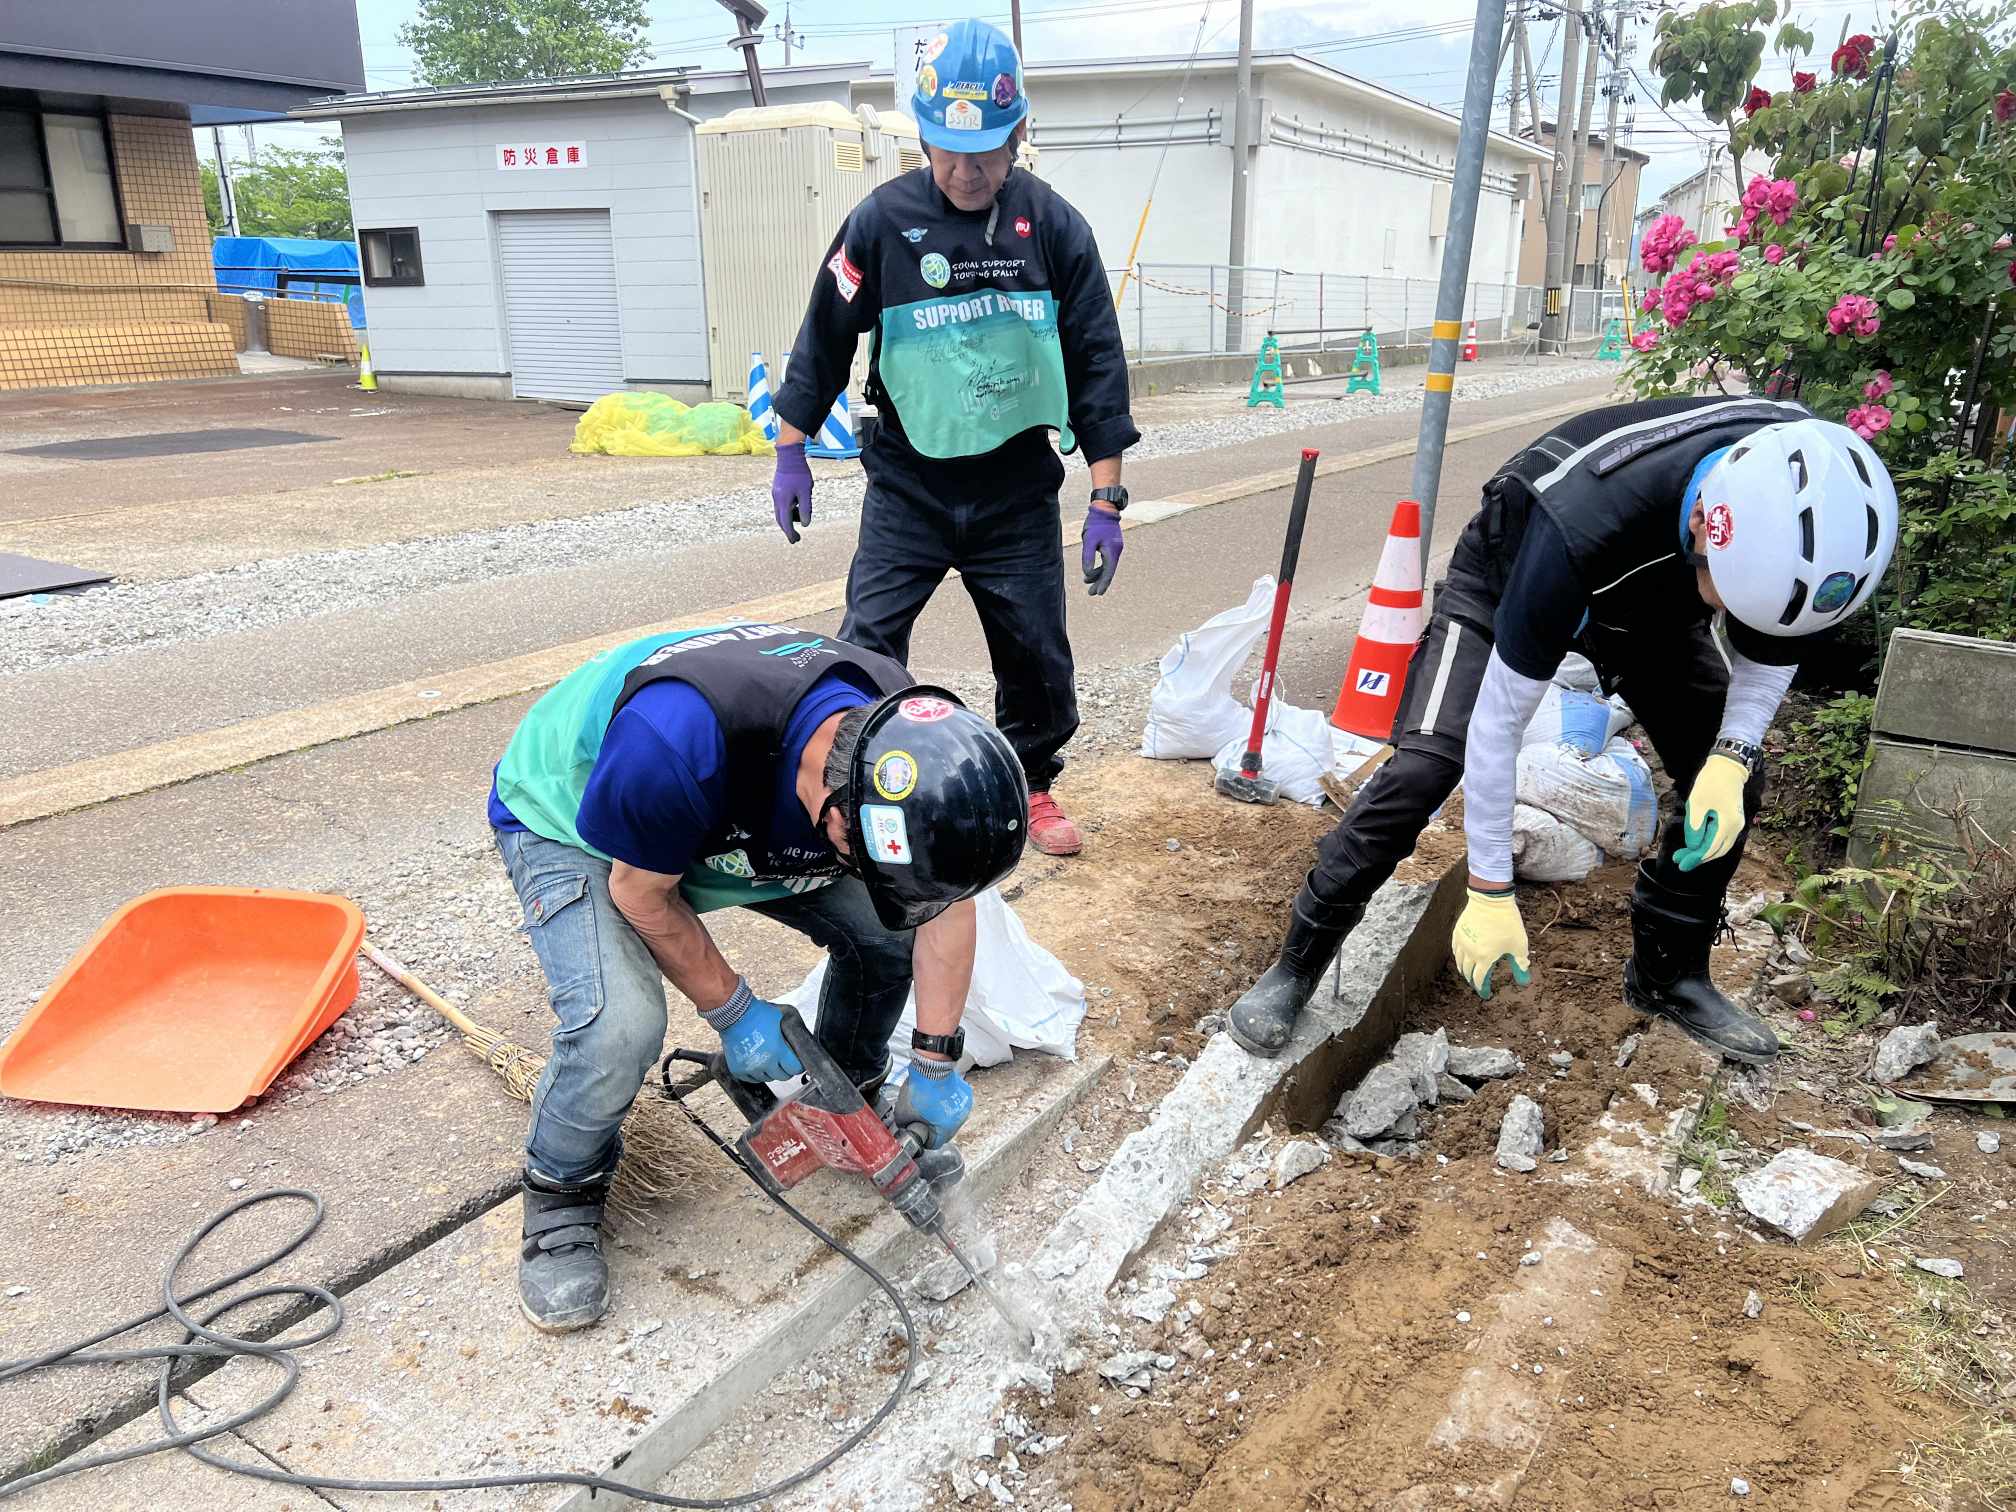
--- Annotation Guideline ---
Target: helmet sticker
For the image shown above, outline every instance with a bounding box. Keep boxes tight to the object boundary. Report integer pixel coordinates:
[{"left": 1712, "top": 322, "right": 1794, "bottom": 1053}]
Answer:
[
  {"left": 924, "top": 31, "right": 950, "bottom": 60},
  {"left": 1813, "top": 570, "right": 1858, "bottom": 613},
  {"left": 916, "top": 64, "right": 938, "bottom": 99},
  {"left": 873, "top": 750, "right": 919, "bottom": 801},
  {"left": 992, "top": 72, "right": 1018, "bottom": 107},
  {"left": 900, "top": 694, "right": 956, "bottom": 722},
  {"left": 943, "top": 99, "right": 984, "bottom": 131},
  {"left": 1705, "top": 502, "right": 1734, "bottom": 549},
  {"left": 942, "top": 80, "right": 987, "bottom": 100},
  {"left": 862, "top": 804, "right": 912, "bottom": 864}
]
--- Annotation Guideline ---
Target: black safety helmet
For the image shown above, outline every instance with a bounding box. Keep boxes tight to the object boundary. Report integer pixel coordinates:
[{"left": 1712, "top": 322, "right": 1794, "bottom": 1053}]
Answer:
[{"left": 822, "top": 686, "right": 1028, "bottom": 930}]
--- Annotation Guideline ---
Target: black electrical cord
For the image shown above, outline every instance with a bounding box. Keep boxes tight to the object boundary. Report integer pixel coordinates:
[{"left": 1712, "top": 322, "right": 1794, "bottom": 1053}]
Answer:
[{"left": 1, "top": 1132, "right": 919, "bottom": 1506}]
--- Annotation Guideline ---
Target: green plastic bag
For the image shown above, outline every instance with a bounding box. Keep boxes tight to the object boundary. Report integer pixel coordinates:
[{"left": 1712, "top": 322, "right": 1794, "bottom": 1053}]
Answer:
[{"left": 570, "top": 392, "right": 776, "bottom": 458}]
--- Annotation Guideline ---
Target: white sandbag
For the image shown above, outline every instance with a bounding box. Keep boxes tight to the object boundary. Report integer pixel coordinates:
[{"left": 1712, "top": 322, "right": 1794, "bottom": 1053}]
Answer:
[
  {"left": 1520, "top": 683, "right": 1632, "bottom": 758},
  {"left": 1517, "top": 735, "right": 1659, "bottom": 858},
  {"left": 1511, "top": 802, "right": 1606, "bottom": 881},
  {"left": 1140, "top": 576, "right": 1275, "bottom": 759},
  {"left": 1212, "top": 680, "right": 1335, "bottom": 807},
  {"left": 1552, "top": 651, "right": 1601, "bottom": 692},
  {"left": 787, "top": 886, "right": 1086, "bottom": 1086}
]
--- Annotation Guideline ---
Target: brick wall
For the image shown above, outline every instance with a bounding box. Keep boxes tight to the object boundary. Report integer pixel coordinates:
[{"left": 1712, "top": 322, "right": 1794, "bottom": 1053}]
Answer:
[
  {"left": 0, "top": 110, "right": 239, "bottom": 389},
  {"left": 263, "top": 297, "right": 361, "bottom": 362}
]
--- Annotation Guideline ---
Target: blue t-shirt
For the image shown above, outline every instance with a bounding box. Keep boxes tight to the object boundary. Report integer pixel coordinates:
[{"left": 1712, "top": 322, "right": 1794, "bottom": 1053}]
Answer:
[{"left": 488, "top": 669, "right": 874, "bottom": 877}]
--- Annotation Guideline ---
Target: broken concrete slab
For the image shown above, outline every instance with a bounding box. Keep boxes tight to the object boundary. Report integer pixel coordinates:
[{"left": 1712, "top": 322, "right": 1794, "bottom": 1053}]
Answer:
[
  {"left": 1027, "top": 869, "right": 1458, "bottom": 1339},
  {"left": 1496, "top": 1095, "right": 1545, "bottom": 1172},
  {"left": 1897, "top": 1157, "right": 1948, "bottom": 1180},
  {"left": 1914, "top": 1257, "right": 1964, "bottom": 1279},
  {"left": 1389, "top": 1028, "right": 1449, "bottom": 1103},
  {"left": 1448, "top": 1045, "right": 1521, "bottom": 1083},
  {"left": 1271, "top": 1138, "right": 1329, "bottom": 1190},
  {"left": 1871, "top": 1022, "right": 1941, "bottom": 1084},
  {"left": 1734, "top": 1147, "right": 1883, "bottom": 1243},
  {"left": 1435, "top": 1072, "right": 1475, "bottom": 1103},
  {"left": 1337, "top": 1061, "right": 1422, "bottom": 1139}
]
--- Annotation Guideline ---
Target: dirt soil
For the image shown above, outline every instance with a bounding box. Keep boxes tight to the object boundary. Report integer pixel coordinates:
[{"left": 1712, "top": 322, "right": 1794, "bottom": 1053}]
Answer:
[
  {"left": 1004, "top": 851, "right": 2016, "bottom": 1512},
  {"left": 1013, "top": 756, "right": 1336, "bottom": 1060}
]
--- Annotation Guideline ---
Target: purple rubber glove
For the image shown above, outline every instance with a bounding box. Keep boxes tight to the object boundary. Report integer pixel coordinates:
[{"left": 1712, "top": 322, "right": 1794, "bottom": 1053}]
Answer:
[
  {"left": 1081, "top": 505, "right": 1124, "bottom": 596},
  {"left": 772, "top": 441, "right": 812, "bottom": 544}
]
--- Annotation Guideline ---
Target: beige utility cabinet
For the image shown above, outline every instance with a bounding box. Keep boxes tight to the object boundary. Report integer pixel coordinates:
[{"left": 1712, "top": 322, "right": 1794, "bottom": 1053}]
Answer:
[{"left": 695, "top": 102, "right": 922, "bottom": 403}]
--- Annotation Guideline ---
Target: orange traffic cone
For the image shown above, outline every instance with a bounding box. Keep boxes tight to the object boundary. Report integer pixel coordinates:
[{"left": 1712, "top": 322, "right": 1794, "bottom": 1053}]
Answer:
[
  {"left": 1461, "top": 320, "right": 1479, "bottom": 362},
  {"left": 1330, "top": 500, "right": 1425, "bottom": 739}
]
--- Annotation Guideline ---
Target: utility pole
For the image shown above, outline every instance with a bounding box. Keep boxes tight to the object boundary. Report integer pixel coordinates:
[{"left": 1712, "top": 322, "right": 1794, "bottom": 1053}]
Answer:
[
  {"left": 1538, "top": 0, "right": 1581, "bottom": 352},
  {"left": 1224, "top": 0, "right": 1256, "bottom": 356},
  {"left": 1507, "top": 2, "right": 1523, "bottom": 139},
  {"left": 773, "top": 0, "right": 803, "bottom": 64},
  {"left": 1557, "top": 0, "right": 1601, "bottom": 342},
  {"left": 1409, "top": 0, "right": 1512, "bottom": 563},
  {"left": 1010, "top": 0, "right": 1024, "bottom": 56},
  {"left": 210, "top": 126, "right": 240, "bottom": 236},
  {"left": 1594, "top": 5, "right": 1625, "bottom": 290}
]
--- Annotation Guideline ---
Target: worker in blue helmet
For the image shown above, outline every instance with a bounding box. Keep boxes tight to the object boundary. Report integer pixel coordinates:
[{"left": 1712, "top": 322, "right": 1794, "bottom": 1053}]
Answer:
[{"left": 770, "top": 18, "right": 1140, "bottom": 862}]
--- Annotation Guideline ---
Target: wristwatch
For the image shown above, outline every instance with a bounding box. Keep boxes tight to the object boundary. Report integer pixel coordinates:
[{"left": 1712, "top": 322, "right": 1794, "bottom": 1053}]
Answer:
[
  {"left": 1090, "top": 484, "right": 1129, "bottom": 513},
  {"left": 911, "top": 1027, "right": 965, "bottom": 1060},
  {"left": 1711, "top": 736, "right": 1763, "bottom": 772}
]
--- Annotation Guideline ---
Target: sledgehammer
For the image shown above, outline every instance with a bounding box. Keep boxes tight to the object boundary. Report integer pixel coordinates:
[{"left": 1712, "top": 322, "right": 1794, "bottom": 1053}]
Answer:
[{"left": 1216, "top": 447, "right": 1321, "bottom": 806}]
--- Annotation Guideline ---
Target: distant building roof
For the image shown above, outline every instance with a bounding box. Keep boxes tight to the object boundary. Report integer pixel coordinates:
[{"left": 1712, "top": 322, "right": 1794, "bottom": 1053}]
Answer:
[{"left": 292, "top": 61, "right": 868, "bottom": 119}]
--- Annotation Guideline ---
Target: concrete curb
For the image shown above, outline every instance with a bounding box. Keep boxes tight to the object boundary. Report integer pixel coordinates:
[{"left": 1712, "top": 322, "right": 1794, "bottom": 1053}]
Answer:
[{"left": 1032, "top": 864, "right": 1464, "bottom": 1333}]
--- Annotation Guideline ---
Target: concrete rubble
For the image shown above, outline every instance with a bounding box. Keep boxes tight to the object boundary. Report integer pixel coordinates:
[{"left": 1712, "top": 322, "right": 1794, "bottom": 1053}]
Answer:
[
  {"left": 1496, "top": 1095, "right": 1545, "bottom": 1172},
  {"left": 1979, "top": 1131, "right": 2002, "bottom": 1155},
  {"left": 1913, "top": 1257, "right": 1964, "bottom": 1279},
  {"left": 1337, "top": 1062, "right": 1422, "bottom": 1139},
  {"left": 1897, "top": 1157, "right": 1948, "bottom": 1180},
  {"left": 1871, "top": 1021, "right": 1941, "bottom": 1083},
  {"left": 1733, "top": 1147, "right": 1883, "bottom": 1243},
  {"left": 1447, "top": 1044, "right": 1522, "bottom": 1082},
  {"left": 1270, "top": 1138, "right": 1330, "bottom": 1190}
]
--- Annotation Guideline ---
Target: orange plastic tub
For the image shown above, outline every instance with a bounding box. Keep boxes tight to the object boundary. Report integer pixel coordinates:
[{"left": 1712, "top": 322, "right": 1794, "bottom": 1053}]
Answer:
[{"left": 0, "top": 887, "right": 364, "bottom": 1114}]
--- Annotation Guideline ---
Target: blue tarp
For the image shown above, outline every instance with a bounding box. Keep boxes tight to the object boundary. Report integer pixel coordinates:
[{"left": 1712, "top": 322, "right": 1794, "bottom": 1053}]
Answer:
[{"left": 212, "top": 236, "right": 365, "bottom": 329}]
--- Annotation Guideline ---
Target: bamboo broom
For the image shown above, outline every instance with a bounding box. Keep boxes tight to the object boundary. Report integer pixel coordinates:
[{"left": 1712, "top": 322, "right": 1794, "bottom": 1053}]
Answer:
[{"left": 359, "top": 941, "right": 727, "bottom": 1215}]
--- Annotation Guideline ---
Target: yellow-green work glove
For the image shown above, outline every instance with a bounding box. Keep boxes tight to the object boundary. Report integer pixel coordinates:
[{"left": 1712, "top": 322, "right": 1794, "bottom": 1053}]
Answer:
[
  {"left": 1451, "top": 887, "right": 1531, "bottom": 1000},
  {"left": 1676, "top": 752, "right": 1749, "bottom": 871}
]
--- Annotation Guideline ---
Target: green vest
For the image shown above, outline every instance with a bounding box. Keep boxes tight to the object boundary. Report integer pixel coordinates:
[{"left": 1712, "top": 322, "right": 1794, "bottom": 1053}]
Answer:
[{"left": 494, "top": 625, "right": 908, "bottom": 914}]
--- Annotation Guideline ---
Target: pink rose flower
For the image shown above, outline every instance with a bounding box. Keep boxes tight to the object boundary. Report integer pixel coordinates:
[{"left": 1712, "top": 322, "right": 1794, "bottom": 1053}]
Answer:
[
  {"left": 1640, "top": 286, "right": 1661, "bottom": 313},
  {"left": 1996, "top": 89, "right": 2016, "bottom": 124},
  {"left": 1763, "top": 244, "right": 1785, "bottom": 264},
  {"left": 1641, "top": 214, "right": 1696, "bottom": 275},
  {"left": 1863, "top": 370, "right": 1893, "bottom": 400},
  {"left": 1881, "top": 233, "right": 1898, "bottom": 253},
  {"left": 1629, "top": 329, "right": 1660, "bottom": 352},
  {"left": 1827, "top": 294, "right": 1881, "bottom": 337},
  {"left": 1845, "top": 403, "right": 1892, "bottom": 439}
]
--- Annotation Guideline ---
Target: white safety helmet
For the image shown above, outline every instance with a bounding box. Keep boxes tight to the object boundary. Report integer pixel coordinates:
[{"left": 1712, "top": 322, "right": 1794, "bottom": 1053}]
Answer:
[{"left": 1691, "top": 418, "right": 1898, "bottom": 638}]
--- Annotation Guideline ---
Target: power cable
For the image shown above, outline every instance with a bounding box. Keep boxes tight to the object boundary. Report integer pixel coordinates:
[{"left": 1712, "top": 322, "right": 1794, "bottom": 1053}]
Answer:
[{"left": 2, "top": 1135, "right": 924, "bottom": 1506}]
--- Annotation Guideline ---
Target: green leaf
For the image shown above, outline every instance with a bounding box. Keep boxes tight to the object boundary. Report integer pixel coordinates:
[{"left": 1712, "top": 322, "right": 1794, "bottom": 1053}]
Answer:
[
  {"left": 1886, "top": 288, "right": 1916, "bottom": 309},
  {"left": 1906, "top": 412, "right": 1927, "bottom": 431}
]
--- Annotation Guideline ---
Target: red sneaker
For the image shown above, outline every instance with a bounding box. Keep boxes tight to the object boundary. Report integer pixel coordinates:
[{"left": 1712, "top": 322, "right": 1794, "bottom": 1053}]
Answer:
[{"left": 1027, "top": 791, "right": 1083, "bottom": 856}]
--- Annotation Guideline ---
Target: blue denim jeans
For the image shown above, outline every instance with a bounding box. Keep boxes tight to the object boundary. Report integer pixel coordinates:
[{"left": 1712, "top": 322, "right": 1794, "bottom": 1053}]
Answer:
[{"left": 495, "top": 828, "right": 915, "bottom": 1184}]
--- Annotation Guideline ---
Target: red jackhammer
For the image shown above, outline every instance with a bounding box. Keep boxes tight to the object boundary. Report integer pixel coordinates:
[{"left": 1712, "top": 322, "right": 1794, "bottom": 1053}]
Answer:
[{"left": 660, "top": 1008, "right": 1033, "bottom": 1349}]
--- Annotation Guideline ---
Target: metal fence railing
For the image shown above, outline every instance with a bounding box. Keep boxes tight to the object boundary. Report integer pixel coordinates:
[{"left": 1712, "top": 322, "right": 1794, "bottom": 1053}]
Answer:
[{"left": 1112, "top": 264, "right": 1622, "bottom": 361}]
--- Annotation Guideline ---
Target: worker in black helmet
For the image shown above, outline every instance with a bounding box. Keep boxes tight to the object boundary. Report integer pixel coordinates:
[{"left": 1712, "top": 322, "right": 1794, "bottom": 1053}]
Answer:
[{"left": 486, "top": 621, "right": 1027, "bottom": 1332}]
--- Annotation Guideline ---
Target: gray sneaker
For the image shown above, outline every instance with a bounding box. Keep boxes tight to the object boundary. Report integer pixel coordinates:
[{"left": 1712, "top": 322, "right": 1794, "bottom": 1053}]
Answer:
[{"left": 519, "top": 1167, "right": 612, "bottom": 1332}]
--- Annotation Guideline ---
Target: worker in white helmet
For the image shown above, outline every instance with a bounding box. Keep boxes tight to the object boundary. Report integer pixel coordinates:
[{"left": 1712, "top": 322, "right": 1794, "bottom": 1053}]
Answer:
[{"left": 1227, "top": 396, "right": 1899, "bottom": 1065}]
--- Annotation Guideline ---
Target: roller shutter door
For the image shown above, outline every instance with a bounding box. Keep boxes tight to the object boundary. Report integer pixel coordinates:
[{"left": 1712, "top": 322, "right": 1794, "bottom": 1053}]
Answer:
[{"left": 497, "top": 210, "right": 625, "bottom": 402}]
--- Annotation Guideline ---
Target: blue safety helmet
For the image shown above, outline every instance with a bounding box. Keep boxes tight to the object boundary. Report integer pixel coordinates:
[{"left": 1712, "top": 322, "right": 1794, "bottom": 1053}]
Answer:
[{"left": 910, "top": 19, "right": 1027, "bottom": 153}]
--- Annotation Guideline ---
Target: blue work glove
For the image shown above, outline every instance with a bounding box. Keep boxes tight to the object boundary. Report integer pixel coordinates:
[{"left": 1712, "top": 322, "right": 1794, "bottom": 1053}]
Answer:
[
  {"left": 891, "top": 1055, "right": 974, "bottom": 1150},
  {"left": 1081, "top": 506, "right": 1124, "bottom": 596},
  {"left": 772, "top": 441, "right": 813, "bottom": 544},
  {"left": 700, "top": 979, "right": 804, "bottom": 1085}
]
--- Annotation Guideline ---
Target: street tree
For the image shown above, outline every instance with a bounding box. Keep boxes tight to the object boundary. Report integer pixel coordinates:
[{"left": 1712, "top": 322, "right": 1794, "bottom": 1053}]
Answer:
[{"left": 399, "top": 0, "right": 653, "bottom": 86}]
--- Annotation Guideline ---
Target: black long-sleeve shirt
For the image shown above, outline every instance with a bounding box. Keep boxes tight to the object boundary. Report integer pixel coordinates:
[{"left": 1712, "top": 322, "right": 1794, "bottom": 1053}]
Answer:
[{"left": 774, "top": 166, "right": 1140, "bottom": 470}]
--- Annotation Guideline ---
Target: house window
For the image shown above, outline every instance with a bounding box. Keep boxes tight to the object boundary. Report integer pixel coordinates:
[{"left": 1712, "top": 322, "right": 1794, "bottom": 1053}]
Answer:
[
  {"left": 0, "top": 104, "right": 123, "bottom": 248},
  {"left": 1582, "top": 183, "right": 1605, "bottom": 210},
  {"left": 359, "top": 227, "right": 424, "bottom": 287}
]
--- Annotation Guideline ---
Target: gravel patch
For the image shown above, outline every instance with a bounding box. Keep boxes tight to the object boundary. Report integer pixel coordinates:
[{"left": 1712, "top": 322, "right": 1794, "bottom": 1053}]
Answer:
[{"left": 0, "top": 363, "right": 1609, "bottom": 680}]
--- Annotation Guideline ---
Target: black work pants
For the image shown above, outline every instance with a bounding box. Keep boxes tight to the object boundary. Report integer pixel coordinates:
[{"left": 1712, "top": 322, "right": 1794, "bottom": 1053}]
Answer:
[
  {"left": 1303, "top": 586, "right": 1768, "bottom": 914},
  {"left": 840, "top": 437, "right": 1078, "bottom": 792}
]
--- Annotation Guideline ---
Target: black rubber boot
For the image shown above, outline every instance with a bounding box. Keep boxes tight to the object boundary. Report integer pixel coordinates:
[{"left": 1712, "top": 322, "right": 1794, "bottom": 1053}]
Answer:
[
  {"left": 1623, "top": 863, "right": 1779, "bottom": 1065},
  {"left": 519, "top": 1166, "right": 613, "bottom": 1333},
  {"left": 1227, "top": 889, "right": 1367, "bottom": 1058}
]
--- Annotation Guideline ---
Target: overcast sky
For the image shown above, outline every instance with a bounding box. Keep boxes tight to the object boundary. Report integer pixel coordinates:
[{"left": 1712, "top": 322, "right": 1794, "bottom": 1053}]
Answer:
[{"left": 235, "top": 0, "right": 1899, "bottom": 219}]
